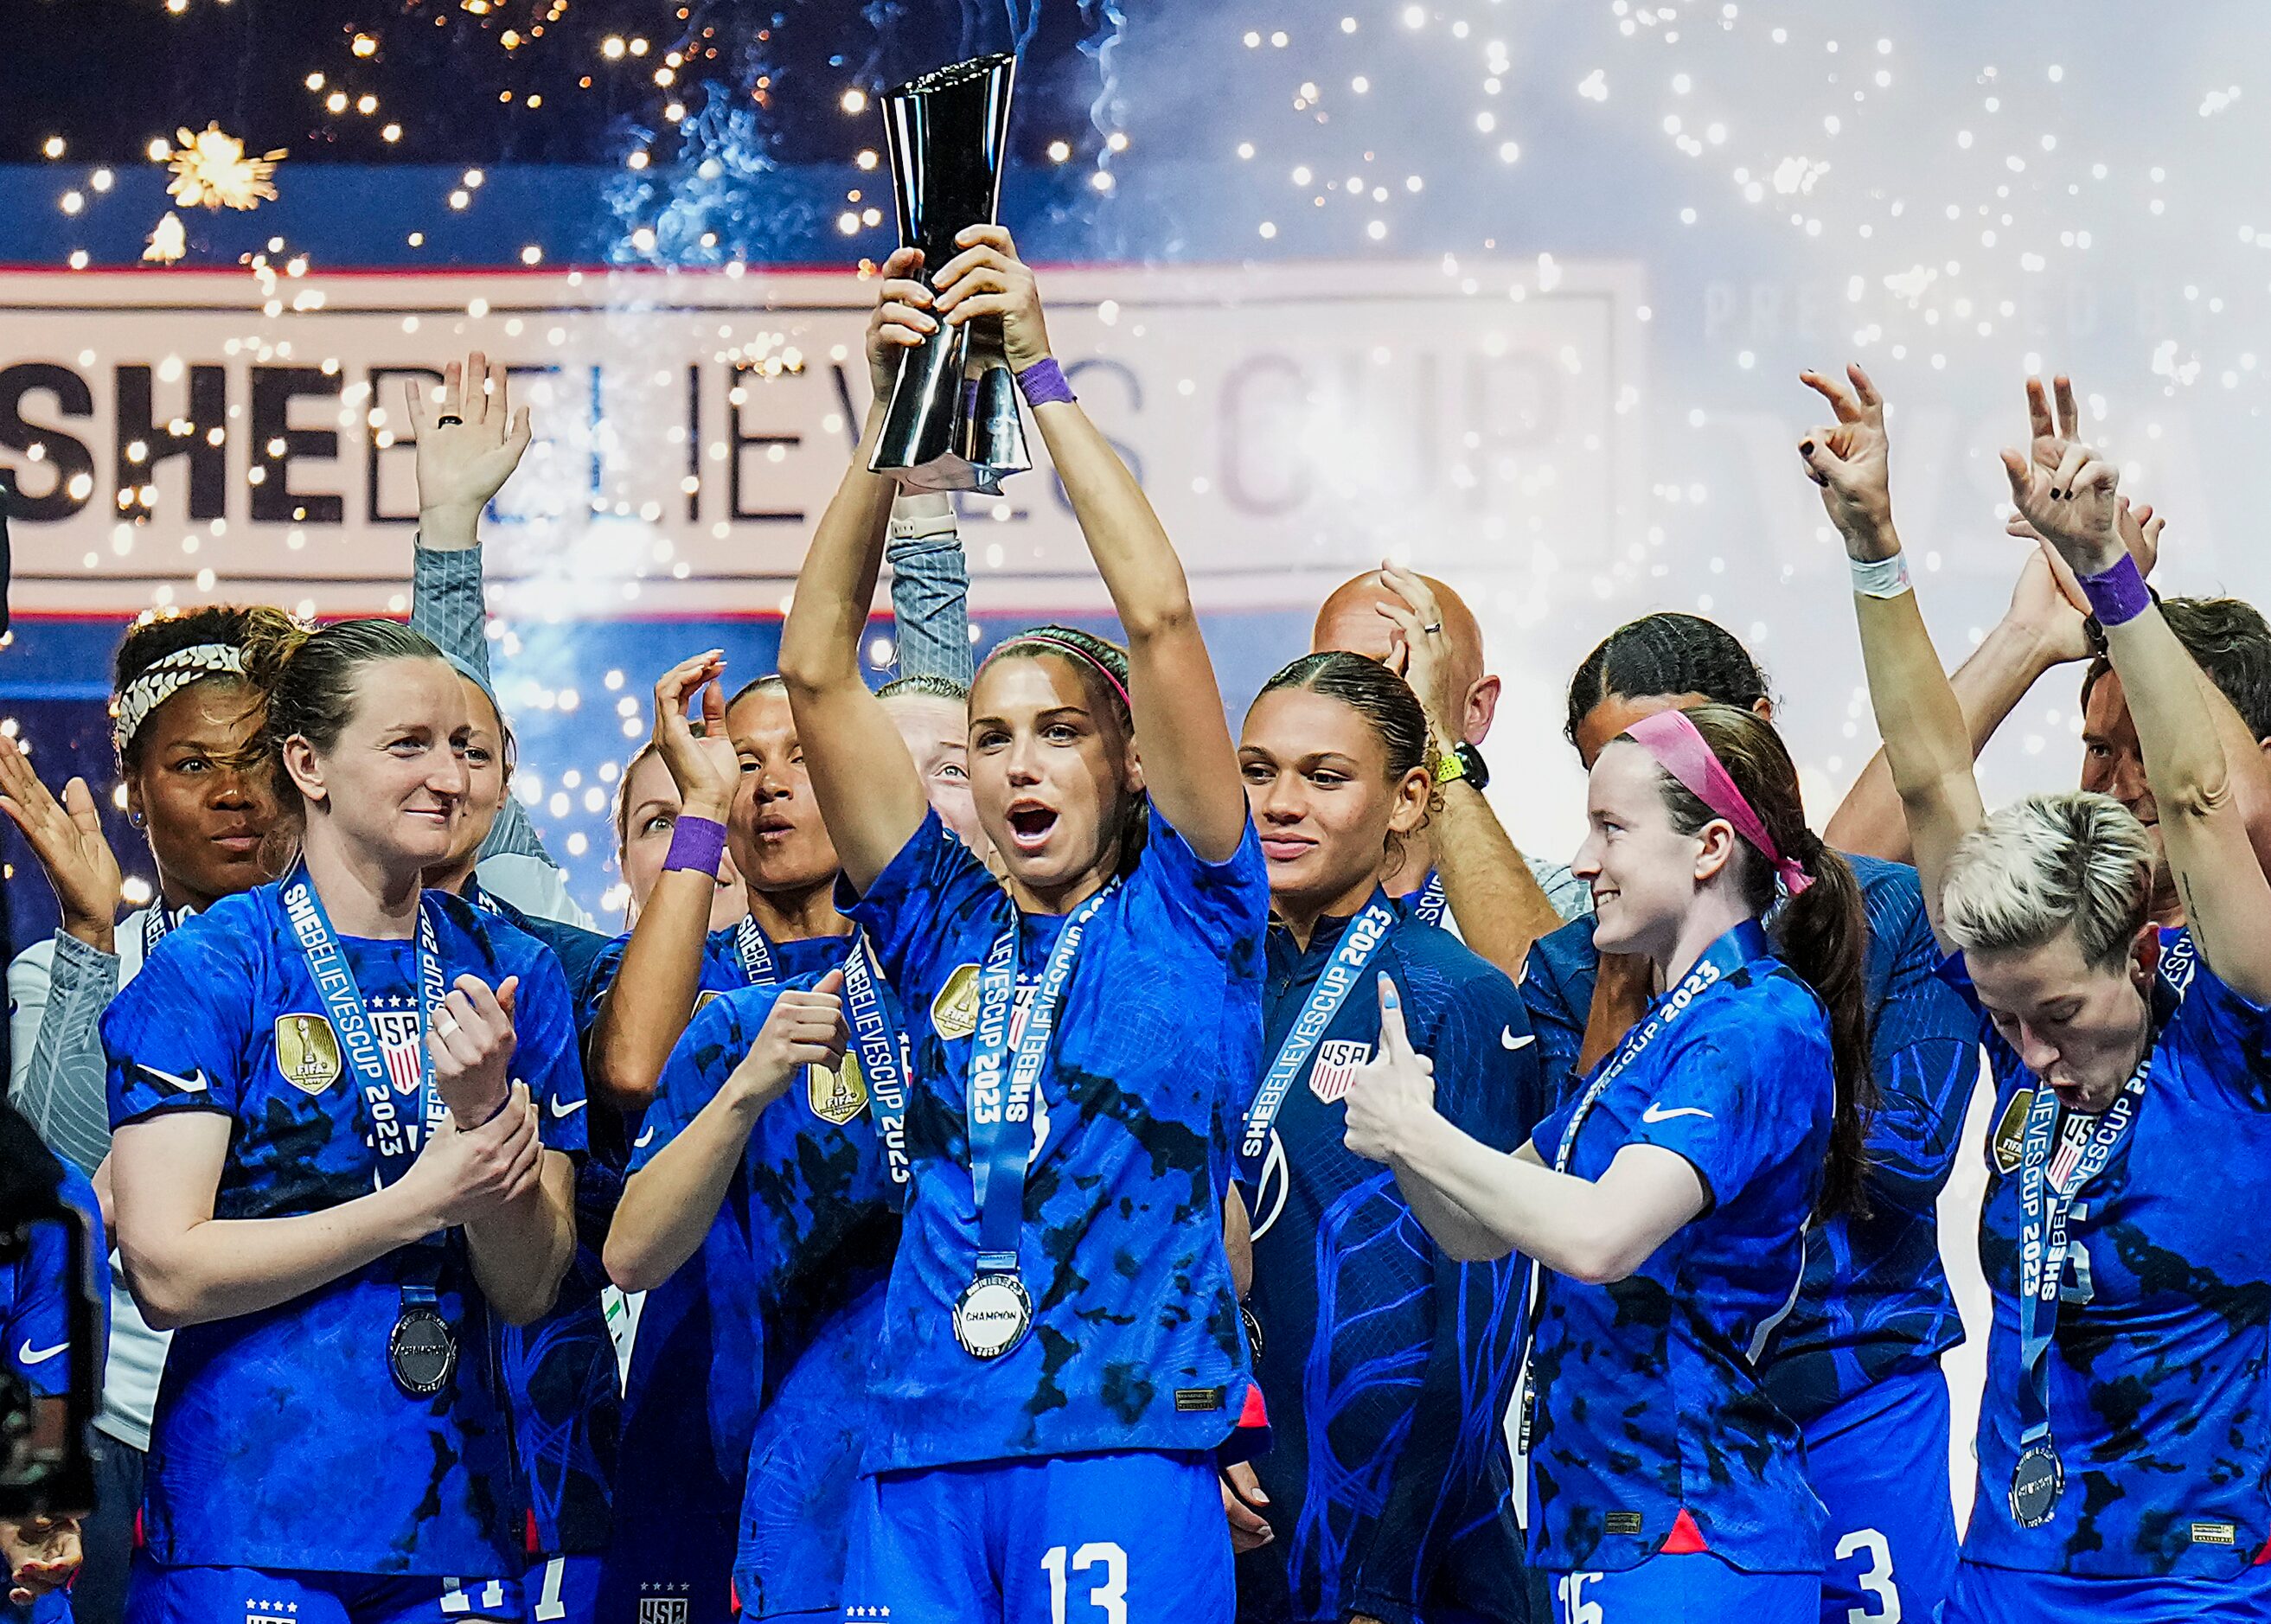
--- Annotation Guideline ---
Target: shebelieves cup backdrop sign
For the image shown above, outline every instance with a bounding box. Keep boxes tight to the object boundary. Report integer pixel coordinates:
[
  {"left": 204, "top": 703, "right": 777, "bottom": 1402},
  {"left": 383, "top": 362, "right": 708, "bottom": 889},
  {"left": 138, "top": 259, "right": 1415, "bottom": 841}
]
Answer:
[{"left": 0, "top": 259, "right": 1641, "bottom": 617}]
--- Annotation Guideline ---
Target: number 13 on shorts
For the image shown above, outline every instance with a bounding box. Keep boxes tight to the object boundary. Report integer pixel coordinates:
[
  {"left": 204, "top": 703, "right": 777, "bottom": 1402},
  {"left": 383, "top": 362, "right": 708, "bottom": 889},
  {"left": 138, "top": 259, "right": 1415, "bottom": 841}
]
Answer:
[{"left": 1041, "top": 1544, "right": 1128, "bottom": 1624}]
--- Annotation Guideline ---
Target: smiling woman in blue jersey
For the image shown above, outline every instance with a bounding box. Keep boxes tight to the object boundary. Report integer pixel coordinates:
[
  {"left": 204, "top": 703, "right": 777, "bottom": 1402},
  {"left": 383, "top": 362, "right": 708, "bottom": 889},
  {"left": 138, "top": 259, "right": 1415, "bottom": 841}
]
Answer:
[
  {"left": 1522, "top": 609, "right": 1980, "bottom": 1624},
  {"left": 778, "top": 226, "right": 1266, "bottom": 1623},
  {"left": 1229, "top": 649, "right": 1545, "bottom": 1624},
  {"left": 99, "top": 617, "right": 585, "bottom": 1624},
  {"left": 1340, "top": 694, "right": 1878, "bottom": 1622},
  {"left": 1813, "top": 361, "right": 2271, "bottom": 1624}
]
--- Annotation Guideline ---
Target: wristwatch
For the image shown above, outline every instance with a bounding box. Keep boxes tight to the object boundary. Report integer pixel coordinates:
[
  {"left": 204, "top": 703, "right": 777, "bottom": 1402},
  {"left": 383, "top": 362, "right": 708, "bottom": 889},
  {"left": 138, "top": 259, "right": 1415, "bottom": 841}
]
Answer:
[{"left": 1432, "top": 739, "right": 1489, "bottom": 791}]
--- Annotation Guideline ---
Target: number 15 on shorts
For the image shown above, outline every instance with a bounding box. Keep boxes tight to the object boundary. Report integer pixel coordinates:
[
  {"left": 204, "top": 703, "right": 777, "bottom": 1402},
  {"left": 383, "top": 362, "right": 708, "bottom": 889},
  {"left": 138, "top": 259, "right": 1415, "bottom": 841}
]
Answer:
[{"left": 1042, "top": 1543, "right": 1128, "bottom": 1624}]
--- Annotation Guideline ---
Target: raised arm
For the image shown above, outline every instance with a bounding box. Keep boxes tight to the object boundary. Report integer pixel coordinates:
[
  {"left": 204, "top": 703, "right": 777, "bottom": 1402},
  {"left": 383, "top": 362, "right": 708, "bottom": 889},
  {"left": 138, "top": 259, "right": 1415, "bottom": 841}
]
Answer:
[
  {"left": 1798, "top": 365, "right": 1983, "bottom": 950},
  {"left": 587, "top": 653, "right": 742, "bottom": 1109},
  {"left": 886, "top": 491, "right": 976, "bottom": 687},
  {"left": 1372, "top": 566, "right": 1570, "bottom": 969},
  {"left": 932, "top": 226, "right": 1247, "bottom": 863},
  {"left": 1826, "top": 478, "right": 2163, "bottom": 861},
  {"left": 2005, "top": 403, "right": 2271, "bottom": 1001},
  {"left": 777, "top": 250, "right": 934, "bottom": 896},
  {"left": 404, "top": 351, "right": 547, "bottom": 868}
]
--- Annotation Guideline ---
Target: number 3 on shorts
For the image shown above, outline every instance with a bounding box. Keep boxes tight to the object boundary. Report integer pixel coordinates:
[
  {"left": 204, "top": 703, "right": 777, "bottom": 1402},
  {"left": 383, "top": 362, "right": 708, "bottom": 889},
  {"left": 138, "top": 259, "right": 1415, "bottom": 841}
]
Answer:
[
  {"left": 1833, "top": 1527, "right": 1902, "bottom": 1623},
  {"left": 1041, "top": 1543, "right": 1129, "bottom": 1624}
]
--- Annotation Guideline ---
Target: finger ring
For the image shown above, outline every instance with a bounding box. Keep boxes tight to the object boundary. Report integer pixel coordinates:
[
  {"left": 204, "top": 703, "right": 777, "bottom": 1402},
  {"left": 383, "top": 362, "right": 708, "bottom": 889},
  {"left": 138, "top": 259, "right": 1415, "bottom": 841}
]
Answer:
[
  {"left": 1423, "top": 622, "right": 1443, "bottom": 635},
  {"left": 436, "top": 414, "right": 464, "bottom": 427}
]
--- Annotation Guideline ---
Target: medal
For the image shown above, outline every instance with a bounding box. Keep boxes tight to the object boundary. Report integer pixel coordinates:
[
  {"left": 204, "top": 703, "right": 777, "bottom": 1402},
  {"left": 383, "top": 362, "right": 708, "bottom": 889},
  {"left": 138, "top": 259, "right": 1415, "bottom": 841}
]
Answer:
[
  {"left": 2009, "top": 1442, "right": 2064, "bottom": 1528},
  {"left": 951, "top": 1273, "right": 1033, "bottom": 1359},
  {"left": 1239, "top": 1302, "right": 1265, "bottom": 1362},
  {"left": 388, "top": 1304, "right": 458, "bottom": 1397}
]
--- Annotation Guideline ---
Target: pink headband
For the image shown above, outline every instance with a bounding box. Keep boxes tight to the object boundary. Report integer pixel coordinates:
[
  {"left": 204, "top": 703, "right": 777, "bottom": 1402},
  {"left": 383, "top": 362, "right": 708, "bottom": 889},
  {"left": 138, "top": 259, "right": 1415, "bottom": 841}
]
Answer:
[
  {"left": 988, "top": 633, "right": 1133, "bottom": 713},
  {"left": 1625, "top": 707, "right": 1814, "bottom": 896}
]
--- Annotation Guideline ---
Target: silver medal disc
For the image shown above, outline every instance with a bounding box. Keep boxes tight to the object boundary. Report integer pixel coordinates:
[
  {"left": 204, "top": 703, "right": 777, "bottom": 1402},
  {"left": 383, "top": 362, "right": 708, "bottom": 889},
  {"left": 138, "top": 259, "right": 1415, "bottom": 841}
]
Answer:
[
  {"left": 2009, "top": 1442, "right": 2064, "bottom": 1528},
  {"left": 388, "top": 1307, "right": 458, "bottom": 1398},
  {"left": 953, "top": 1273, "right": 1033, "bottom": 1359}
]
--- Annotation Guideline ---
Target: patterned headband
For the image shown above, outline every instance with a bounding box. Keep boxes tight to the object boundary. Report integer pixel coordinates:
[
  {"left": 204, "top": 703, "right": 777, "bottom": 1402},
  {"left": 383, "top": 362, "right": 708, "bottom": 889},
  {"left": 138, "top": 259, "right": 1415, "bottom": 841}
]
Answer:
[
  {"left": 112, "top": 643, "right": 247, "bottom": 757},
  {"left": 1625, "top": 707, "right": 1814, "bottom": 897}
]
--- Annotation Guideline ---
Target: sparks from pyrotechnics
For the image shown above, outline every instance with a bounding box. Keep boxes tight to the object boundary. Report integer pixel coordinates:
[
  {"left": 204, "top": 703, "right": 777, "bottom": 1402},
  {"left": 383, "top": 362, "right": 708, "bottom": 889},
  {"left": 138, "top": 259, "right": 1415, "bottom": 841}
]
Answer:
[{"left": 164, "top": 124, "right": 285, "bottom": 211}]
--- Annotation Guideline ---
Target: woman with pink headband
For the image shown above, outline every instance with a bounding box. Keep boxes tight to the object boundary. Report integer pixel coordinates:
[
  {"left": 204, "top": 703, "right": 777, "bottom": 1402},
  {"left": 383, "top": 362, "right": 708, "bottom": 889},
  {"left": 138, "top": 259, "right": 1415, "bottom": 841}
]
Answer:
[{"left": 1339, "top": 699, "right": 1873, "bottom": 1624}]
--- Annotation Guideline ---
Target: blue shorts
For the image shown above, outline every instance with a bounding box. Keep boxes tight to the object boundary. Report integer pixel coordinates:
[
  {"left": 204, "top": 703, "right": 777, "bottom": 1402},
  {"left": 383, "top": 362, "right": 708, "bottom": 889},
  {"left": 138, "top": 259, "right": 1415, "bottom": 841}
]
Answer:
[
  {"left": 1947, "top": 1558, "right": 2271, "bottom": 1623},
  {"left": 125, "top": 1561, "right": 521, "bottom": 1624},
  {"left": 1548, "top": 1555, "right": 1818, "bottom": 1624},
  {"left": 522, "top": 1557, "right": 598, "bottom": 1624},
  {"left": 839, "top": 1452, "right": 1234, "bottom": 1623},
  {"left": 1807, "top": 1365, "right": 1958, "bottom": 1624}
]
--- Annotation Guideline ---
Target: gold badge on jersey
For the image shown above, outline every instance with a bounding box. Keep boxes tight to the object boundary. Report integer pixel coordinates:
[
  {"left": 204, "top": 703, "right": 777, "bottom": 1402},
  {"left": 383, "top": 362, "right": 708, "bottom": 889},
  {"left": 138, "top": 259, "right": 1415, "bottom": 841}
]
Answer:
[
  {"left": 694, "top": 990, "right": 722, "bottom": 1013},
  {"left": 807, "top": 1051, "right": 868, "bottom": 1125},
  {"left": 273, "top": 1013, "right": 342, "bottom": 1096},
  {"left": 932, "top": 963, "right": 982, "bottom": 1041},
  {"left": 1991, "top": 1089, "right": 2035, "bottom": 1174}
]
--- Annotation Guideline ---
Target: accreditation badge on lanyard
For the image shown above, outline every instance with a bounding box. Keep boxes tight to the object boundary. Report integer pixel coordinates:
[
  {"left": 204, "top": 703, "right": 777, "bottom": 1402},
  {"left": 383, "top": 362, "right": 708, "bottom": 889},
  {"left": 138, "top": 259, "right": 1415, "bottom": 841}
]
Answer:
[
  {"left": 1237, "top": 897, "right": 1400, "bottom": 1184},
  {"left": 1507, "top": 919, "right": 1763, "bottom": 1520},
  {"left": 2009, "top": 1049, "right": 2151, "bottom": 1528},
  {"left": 280, "top": 868, "right": 457, "bottom": 1399},
  {"left": 956, "top": 882, "right": 1119, "bottom": 1359}
]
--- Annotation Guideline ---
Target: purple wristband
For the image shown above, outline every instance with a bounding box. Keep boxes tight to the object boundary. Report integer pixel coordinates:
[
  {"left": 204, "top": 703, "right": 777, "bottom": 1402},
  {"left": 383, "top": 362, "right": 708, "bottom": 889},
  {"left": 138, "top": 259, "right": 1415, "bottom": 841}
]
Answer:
[
  {"left": 1016, "top": 357, "right": 1076, "bottom": 408},
  {"left": 2078, "top": 552, "right": 2152, "bottom": 629},
  {"left": 662, "top": 814, "right": 728, "bottom": 877}
]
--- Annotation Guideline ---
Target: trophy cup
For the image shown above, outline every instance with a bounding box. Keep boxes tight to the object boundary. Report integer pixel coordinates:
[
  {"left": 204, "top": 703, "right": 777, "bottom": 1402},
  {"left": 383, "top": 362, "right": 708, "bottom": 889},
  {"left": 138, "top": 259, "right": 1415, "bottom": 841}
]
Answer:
[{"left": 867, "top": 52, "right": 1031, "bottom": 494}]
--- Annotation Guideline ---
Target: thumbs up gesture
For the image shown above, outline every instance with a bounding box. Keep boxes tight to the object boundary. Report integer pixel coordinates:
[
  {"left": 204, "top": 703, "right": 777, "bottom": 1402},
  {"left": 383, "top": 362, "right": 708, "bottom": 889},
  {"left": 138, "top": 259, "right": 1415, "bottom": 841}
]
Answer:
[{"left": 1342, "top": 975, "right": 1436, "bottom": 1166}]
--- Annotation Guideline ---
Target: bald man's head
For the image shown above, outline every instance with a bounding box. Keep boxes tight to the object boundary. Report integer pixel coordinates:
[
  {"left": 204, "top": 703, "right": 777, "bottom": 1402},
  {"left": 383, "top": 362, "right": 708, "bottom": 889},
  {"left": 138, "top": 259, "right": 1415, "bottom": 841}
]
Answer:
[{"left": 1311, "top": 570, "right": 1500, "bottom": 745}]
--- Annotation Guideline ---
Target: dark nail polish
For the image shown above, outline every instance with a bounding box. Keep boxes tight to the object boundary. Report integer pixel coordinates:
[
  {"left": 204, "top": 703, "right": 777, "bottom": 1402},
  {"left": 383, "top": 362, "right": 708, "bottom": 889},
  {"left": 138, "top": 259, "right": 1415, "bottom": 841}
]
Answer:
[{"left": 1801, "top": 440, "right": 1814, "bottom": 456}]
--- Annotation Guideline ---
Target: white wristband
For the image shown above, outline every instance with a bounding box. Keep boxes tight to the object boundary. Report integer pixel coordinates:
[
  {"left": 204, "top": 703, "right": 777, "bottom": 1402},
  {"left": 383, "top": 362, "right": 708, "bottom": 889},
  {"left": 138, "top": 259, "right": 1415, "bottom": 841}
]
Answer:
[{"left": 1849, "top": 552, "right": 1913, "bottom": 599}]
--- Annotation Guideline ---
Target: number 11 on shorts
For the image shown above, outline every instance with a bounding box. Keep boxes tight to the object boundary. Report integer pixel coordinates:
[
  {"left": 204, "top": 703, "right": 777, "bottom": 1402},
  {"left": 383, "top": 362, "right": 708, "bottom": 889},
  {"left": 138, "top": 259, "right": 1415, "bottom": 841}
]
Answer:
[{"left": 1042, "top": 1543, "right": 1129, "bottom": 1624}]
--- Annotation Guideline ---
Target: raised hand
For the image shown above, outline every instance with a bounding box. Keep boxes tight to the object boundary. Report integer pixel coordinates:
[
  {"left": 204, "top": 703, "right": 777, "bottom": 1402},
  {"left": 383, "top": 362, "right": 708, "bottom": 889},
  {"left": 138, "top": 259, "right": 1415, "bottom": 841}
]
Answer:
[
  {"left": 649, "top": 650, "right": 739, "bottom": 822},
  {"left": 2004, "top": 496, "right": 2165, "bottom": 665},
  {"left": 1372, "top": 563, "right": 1462, "bottom": 741},
  {"left": 2000, "top": 374, "right": 2122, "bottom": 576},
  {"left": 867, "top": 246, "right": 938, "bottom": 406},
  {"left": 931, "top": 225, "right": 1052, "bottom": 374},
  {"left": 727, "top": 969, "right": 849, "bottom": 1112},
  {"left": 1341, "top": 976, "right": 1436, "bottom": 1166},
  {"left": 409, "top": 349, "right": 534, "bottom": 549},
  {"left": 427, "top": 972, "right": 521, "bottom": 1126},
  {"left": 0, "top": 734, "right": 123, "bottom": 952},
  {"left": 1796, "top": 364, "right": 1896, "bottom": 558}
]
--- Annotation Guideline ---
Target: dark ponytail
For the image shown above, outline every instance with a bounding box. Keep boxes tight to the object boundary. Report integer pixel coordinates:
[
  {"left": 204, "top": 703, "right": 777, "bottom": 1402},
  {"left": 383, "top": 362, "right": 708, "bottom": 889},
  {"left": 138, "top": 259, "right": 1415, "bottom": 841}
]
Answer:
[
  {"left": 1638, "top": 702, "right": 1874, "bottom": 1220},
  {"left": 1567, "top": 612, "right": 1771, "bottom": 751}
]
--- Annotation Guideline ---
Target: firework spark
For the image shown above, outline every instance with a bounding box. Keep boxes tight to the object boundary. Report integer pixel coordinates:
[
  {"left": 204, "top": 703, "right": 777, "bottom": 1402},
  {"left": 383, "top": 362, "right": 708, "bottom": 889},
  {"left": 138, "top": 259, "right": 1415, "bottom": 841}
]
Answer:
[{"left": 165, "top": 123, "right": 285, "bottom": 211}]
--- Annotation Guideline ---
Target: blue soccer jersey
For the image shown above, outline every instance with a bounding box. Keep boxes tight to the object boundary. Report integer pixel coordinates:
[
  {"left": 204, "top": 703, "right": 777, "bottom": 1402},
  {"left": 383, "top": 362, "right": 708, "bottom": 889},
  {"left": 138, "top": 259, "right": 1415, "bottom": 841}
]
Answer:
[
  {"left": 841, "top": 804, "right": 1268, "bottom": 1472},
  {"left": 628, "top": 973, "right": 902, "bottom": 1618},
  {"left": 1239, "top": 905, "right": 1543, "bottom": 1624},
  {"left": 1953, "top": 948, "right": 2271, "bottom": 1579},
  {"left": 100, "top": 885, "right": 587, "bottom": 1577},
  {"left": 1519, "top": 854, "right": 1975, "bottom": 1426},
  {"left": 2, "top": 1160, "right": 108, "bottom": 1399},
  {"left": 1526, "top": 922, "right": 1831, "bottom": 1576},
  {"left": 595, "top": 928, "right": 851, "bottom": 1622}
]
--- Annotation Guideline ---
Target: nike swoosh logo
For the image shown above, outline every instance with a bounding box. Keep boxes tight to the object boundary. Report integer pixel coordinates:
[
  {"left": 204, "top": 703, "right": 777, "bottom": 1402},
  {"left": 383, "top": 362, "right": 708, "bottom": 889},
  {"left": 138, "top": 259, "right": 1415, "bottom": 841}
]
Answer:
[
  {"left": 634, "top": 1126, "right": 655, "bottom": 1148},
  {"left": 1641, "top": 1103, "right": 1712, "bottom": 1123},
  {"left": 137, "top": 1063, "right": 209, "bottom": 1095},
  {"left": 16, "top": 1341, "right": 65, "bottom": 1365},
  {"left": 1501, "top": 1028, "right": 1535, "bottom": 1050},
  {"left": 548, "top": 1097, "right": 587, "bottom": 1119}
]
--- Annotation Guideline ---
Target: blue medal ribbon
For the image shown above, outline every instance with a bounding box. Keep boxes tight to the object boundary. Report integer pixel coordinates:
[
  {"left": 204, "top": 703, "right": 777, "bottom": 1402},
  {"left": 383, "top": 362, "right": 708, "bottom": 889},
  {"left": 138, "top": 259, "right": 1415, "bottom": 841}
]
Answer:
[
  {"left": 2012, "top": 1049, "right": 2150, "bottom": 1474},
  {"left": 1510, "top": 919, "right": 1771, "bottom": 1504},
  {"left": 1237, "top": 896, "right": 1400, "bottom": 1182},
  {"left": 279, "top": 868, "right": 452, "bottom": 1331},
  {"left": 966, "top": 883, "right": 1119, "bottom": 1270},
  {"left": 736, "top": 915, "right": 779, "bottom": 986},
  {"left": 842, "top": 936, "right": 912, "bottom": 1209},
  {"left": 1409, "top": 871, "right": 1449, "bottom": 930}
]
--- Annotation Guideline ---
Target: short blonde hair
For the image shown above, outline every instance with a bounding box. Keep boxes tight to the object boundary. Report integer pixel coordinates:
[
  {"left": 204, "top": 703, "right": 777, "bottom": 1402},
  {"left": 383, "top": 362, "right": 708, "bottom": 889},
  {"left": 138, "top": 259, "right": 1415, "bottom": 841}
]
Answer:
[{"left": 1942, "top": 790, "right": 2153, "bottom": 969}]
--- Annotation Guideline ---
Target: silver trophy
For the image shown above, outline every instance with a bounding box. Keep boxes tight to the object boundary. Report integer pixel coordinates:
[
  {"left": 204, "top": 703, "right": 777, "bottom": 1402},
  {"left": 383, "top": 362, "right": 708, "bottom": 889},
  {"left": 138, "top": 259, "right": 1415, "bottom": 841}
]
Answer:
[{"left": 867, "top": 52, "right": 1031, "bottom": 494}]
